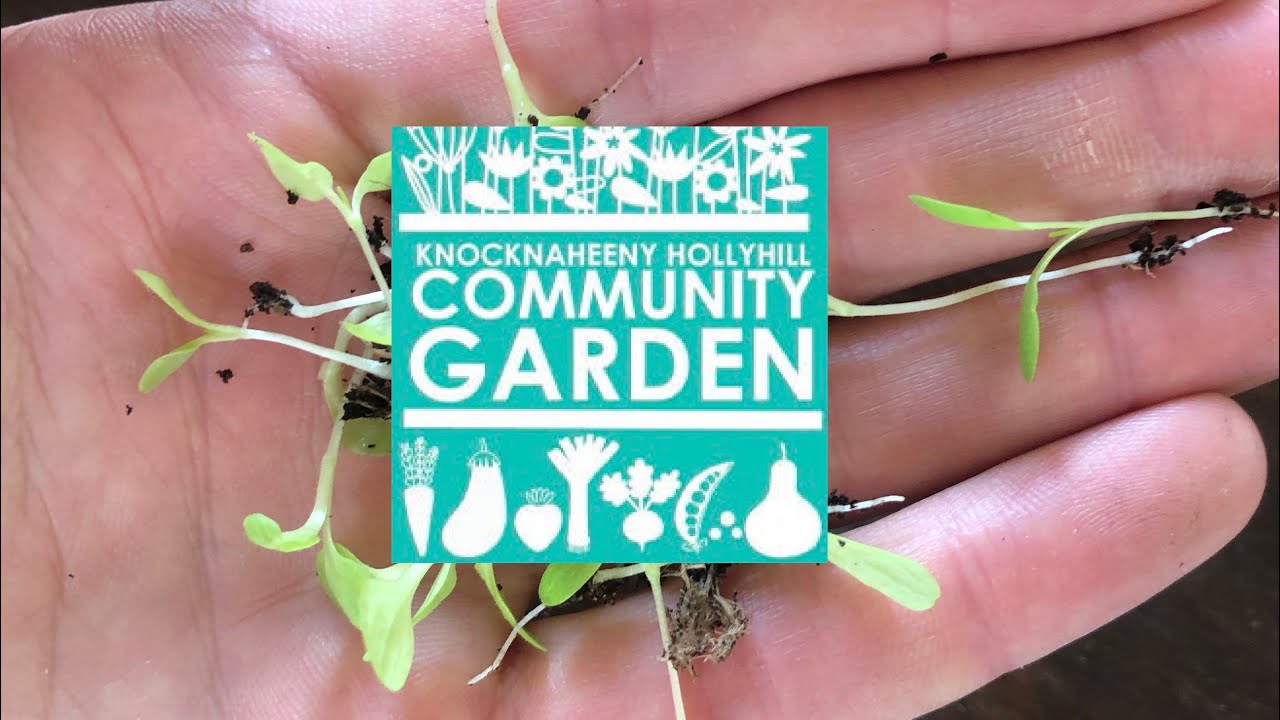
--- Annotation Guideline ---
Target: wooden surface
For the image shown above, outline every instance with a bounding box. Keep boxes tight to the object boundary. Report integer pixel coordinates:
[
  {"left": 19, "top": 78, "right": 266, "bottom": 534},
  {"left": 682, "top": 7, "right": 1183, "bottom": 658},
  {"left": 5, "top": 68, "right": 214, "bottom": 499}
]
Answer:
[{"left": 3, "top": 3, "right": 1276, "bottom": 718}]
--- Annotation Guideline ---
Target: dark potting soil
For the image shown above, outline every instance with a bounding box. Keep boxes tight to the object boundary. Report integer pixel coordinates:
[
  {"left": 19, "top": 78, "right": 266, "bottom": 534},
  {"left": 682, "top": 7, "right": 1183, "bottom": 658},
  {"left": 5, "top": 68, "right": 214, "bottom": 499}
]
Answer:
[{"left": 250, "top": 281, "right": 293, "bottom": 315}]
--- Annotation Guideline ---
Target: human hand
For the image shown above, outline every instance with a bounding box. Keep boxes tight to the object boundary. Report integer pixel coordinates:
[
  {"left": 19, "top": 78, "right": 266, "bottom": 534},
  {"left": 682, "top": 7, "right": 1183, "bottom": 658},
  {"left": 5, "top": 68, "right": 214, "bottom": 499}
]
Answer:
[{"left": 1, "top": 0, "right": 1275, "bottom": 718}]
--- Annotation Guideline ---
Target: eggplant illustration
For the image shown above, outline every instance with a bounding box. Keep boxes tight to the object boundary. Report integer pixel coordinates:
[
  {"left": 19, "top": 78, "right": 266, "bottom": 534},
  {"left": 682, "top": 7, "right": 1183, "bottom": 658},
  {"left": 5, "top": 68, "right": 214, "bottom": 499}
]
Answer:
[{"left": 441, "top": 439, "right": 507, "bottom": 557}]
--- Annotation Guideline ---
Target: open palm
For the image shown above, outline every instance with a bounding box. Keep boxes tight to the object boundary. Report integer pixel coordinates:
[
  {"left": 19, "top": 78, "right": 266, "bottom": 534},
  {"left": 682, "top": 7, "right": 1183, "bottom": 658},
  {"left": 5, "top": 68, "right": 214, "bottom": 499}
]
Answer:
[{"left": 2, "top": 1, "right": 1277, "bottom": 718}]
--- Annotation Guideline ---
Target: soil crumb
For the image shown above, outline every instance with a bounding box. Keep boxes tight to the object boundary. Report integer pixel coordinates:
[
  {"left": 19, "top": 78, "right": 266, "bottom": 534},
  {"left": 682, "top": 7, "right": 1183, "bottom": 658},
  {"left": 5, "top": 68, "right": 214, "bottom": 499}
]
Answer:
[
  {"left": 250, "top": 281, "right": 293, "bottom": 315},
  {"left": 216, "top": 369, "right": 234, "bottom": 384},
  {"left": 1126, "top": 228, "right": 1187, "bottom": 274},
  {"left": 1195, "top": 188, "right": 1278, "bottom": 222},
  {"left": 342, "top": 376, "right": 391, "bottom": 420},
  {"left": 367, "top": 216, "right": 388, "bottom": 252},
  {"left": 539, "top": 566, "right": 649, "bottom": 617}
]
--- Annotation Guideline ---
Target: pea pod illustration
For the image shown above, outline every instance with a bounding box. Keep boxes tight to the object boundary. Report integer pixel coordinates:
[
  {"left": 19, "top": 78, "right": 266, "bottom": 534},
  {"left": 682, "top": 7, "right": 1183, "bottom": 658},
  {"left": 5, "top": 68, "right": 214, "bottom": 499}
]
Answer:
[{"left": 673, "top": 461, "right": 734, "bottom": 552}]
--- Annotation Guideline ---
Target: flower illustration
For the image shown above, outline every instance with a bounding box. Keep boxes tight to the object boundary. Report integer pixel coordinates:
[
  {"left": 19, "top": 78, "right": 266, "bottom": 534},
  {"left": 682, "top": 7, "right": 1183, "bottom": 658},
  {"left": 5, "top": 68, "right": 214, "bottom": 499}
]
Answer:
[
  {"left": 531, "top": 156, "right": 575, "bottom": 202},
  {"left": 693, "top": 158, "right": 739, "bottom": 206},
  {"left": 479, "top": 138, "right": 532, "bottom": 178},
  {"left": 408, "top": 127, "right": 477, "bottom": 175},
  {"left": 647, "top": 143, "right": 697, "bottom": 182},
  {"left": 581, "top": 127, "right": 645, "bottom": 177},
  {"left": 743, "top": 127, "right": 810, "bottom": 182}
]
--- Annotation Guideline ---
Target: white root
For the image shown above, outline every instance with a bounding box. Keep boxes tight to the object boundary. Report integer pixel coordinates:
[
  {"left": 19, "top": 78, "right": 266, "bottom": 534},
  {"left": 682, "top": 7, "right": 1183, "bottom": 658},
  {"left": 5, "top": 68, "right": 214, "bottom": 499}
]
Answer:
[
  {"left": 828, "top": 495, "right": 906, "bottom": 514},
  {"left": 238, "top": 328, "right": 391, "bottom": 378},
  {"left": 287, "top": 291, "right": 385, "bottom": 318},
  {"left": 468, "top": 603, "right": 548, "bottom": 685},
  {"left": 582, "top": 56, "right": 645, "bottom": 118},
  {"left": 829, "top": 226, "right": 1234, "bottom": 318}
]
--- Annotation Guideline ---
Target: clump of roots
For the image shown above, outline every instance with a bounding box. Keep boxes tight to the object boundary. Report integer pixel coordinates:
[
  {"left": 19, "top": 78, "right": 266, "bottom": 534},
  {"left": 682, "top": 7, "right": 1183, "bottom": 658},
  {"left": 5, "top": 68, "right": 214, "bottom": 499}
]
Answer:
[{"left": 662, "top": 564, "right": 748, "bottom": 672}]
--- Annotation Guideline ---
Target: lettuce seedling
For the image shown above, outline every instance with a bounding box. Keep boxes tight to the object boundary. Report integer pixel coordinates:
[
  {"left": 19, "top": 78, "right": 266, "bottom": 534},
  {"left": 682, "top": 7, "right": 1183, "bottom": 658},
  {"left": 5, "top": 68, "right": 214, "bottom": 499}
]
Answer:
[{"left": 829, "top": 194, "right": 1275, "bottom": 380}]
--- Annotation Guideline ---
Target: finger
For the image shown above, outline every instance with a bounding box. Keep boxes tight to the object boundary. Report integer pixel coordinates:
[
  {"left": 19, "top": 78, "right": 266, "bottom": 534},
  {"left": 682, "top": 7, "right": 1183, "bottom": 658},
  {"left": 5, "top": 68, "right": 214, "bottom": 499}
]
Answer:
[
  {"left": 6, "top": 1, "right": 1261, "bottom": 309},
  {"left": 59, "top": 0, "right": 1222, "bottom": 158},
  {"left": 714, "top": 0, "right": 1279, "bottom": 300},
  {"left": 474, "top": 0, "right": 1219, "bottom": 124},
  {"left": 498, "top": 393, "right": 1266, "bottom": 719},
  {"left": 214, "top": 564, "right": 518, "bottom": 718},
  {"left": 826, "top": 203, "right": 1278, "bottom": 502}
]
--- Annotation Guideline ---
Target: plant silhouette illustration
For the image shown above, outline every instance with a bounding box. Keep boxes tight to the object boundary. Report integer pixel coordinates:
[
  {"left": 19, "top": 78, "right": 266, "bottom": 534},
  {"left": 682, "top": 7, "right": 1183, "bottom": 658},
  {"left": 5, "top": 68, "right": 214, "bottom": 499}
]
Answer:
[
  {"left": 600, "top": 458, "right": 682, "bottom": 550},
  {"left": 547, "top": 434, "right": 621, "bottom": 552},
  {"left": 441, "top": 440, "right": 508, "bottom": 557}
]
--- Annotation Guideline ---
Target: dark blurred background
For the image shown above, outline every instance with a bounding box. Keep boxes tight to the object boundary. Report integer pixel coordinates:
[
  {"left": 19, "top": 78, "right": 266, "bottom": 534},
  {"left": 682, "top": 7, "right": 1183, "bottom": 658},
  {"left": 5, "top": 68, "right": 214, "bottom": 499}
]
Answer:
[{"left": 3, "top": 2, "right": 1276, "bottom": 718}]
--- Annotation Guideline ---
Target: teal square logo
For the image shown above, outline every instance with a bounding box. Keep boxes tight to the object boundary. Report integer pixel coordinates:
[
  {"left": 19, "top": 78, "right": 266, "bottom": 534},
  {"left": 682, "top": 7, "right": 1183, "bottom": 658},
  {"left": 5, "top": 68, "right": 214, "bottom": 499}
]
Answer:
[{"left": 391, "top": 126, "right": 828, "bottom": 563}]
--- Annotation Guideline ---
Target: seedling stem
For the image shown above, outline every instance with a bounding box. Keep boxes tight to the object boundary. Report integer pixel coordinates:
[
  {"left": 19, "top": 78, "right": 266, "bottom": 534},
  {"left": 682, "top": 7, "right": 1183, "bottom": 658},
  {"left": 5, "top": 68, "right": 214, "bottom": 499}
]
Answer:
[{"left": 645, "top": 564, "right": 688, "bottom": 720}]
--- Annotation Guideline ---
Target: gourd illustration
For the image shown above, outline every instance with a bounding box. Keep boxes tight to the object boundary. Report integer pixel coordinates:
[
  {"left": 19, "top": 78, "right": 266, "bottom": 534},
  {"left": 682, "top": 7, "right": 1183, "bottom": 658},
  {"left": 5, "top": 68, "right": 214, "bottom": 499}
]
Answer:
[
  {"left": 399, "top": 437, "right": 440, "bottom": 556},
  {"left": 514, "top": 487, "right": 563, "bottom": 553},
  {"left": 743, "top": 443, "right": 821, "bottom": 558},
  {"left": 548, "top": 434, "right": 620, "bottom": 553},
  {"left": 441, "top": 439, "right": 507, "bottom": 557},
  {"left": 673, "top": 461, "right": 735, "bottom": 552}
]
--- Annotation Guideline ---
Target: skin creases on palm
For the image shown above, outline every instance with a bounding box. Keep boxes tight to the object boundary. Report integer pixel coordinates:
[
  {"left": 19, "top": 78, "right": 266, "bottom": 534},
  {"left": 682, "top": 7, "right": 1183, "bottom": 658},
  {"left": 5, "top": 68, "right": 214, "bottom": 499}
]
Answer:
[{"left": 1, "top": 0, "right": 1277, "bottom": 718}]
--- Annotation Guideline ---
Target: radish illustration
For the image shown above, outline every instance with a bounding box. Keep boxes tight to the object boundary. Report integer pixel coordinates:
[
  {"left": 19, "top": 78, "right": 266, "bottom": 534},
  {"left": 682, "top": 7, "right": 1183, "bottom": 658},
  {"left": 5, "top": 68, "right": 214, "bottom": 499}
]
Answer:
[
  {"left": 513, "top": 488, "right": 563, "bottom": 553},
  {"left": 599, "top": 458, "right": 681, "bottom": 551},
  {"left": 622, "top": 509, "right": 664, "bottom": 549}
]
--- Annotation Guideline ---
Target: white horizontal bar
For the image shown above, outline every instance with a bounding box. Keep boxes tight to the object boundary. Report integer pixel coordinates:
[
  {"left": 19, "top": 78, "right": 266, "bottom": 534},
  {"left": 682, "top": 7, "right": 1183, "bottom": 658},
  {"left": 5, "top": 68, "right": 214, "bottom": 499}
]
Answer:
[
  {"left": 398, "top": 213, "right": 809, "bottom": 233},
  {"left": 401, "top": 408, "right": 824, "bottom": 431}
]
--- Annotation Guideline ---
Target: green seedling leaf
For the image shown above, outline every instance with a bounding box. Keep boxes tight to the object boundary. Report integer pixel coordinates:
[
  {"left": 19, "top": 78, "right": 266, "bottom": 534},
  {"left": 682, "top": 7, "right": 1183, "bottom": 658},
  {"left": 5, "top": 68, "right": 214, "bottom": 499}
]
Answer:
[
  {"left": 317, "top": 537, "right": 368, "bottom": 625},
  {"left": 909, "top": 195, "right": 1030, "bottom": 230},
  {"left": 357, "top": 563, "right": 432, "bottom": 692},
  {"left": 134, "top": 269, "right": 224, "bottom": 331},
  {"left": 1048, "top": 227, "right": 1083, "bottom": 238},
  {"left": 412, "top": 563, "right": 457, "bottom": 624},
  {"left": 316, "top": 537, "right": 433, "bottom": 691},
  {"left": 243, "top": 512, "right": 320, "bottom": 552},
  {"left": 341, "top": 418, "right": 392, "bottom": 456},
  {"left": 134, "top": 270, "right": 240, "bottom": 391},
  {"left": 538, "top": 563, "right": 602, "bottom": 607},
  {"left": 353, "top": 152, "right": 392, "bottom": 210},
  {"left": 1017, "top": 227, "right": 1086, "bottom": 382},
  {"left": 827, "top": 533, "right": 940, "bottom": 612},
  {"left": 475, "top": 563, "right": 546, "bottom": 651},
  {"left": 139, "top": 336, "right": 216, "bottom": 392},
  {"left": 248, "top": 133, "right": 334, "bottom": 202},
  {"left": 344, "top": 310, "right": 391, "bottom": 346}
]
